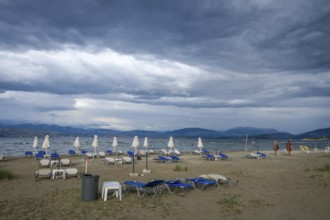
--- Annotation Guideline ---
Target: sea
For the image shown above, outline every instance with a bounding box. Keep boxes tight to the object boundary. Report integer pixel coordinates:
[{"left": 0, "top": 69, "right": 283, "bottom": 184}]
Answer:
[{"left": 0, "top": 136, "right": 329, "bottom": 157}]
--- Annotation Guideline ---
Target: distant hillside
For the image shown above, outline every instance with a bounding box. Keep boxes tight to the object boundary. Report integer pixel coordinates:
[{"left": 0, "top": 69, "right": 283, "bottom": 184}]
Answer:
[
  {"left": 0, "top": 123, "right": 329, "bottom": 139},
  {"left": 255, "top": 132, "right": 294, "bottom": 140},
  {"left": 166, "top": 128, "right": 223, "bottom": 138},
  {"left": 295, "top": 127, "right": 330, "bottom": 139},
  {"left": 222, "top": 127, "right": 279, "bottom": 137}
]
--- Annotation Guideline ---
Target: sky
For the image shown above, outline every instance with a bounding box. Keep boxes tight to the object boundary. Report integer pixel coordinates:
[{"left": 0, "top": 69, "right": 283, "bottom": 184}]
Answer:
[{"left": 0, "top": 0, "right": 329, "bottom": 134}]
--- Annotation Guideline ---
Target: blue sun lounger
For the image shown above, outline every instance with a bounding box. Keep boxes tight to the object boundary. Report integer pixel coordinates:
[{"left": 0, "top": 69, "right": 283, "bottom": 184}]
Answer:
[
  {"left": 185, "top": 177, "right": 217, "bottom": 190},
  {"left": 106, "top": 149, "right": 113, "bottom": 155},
  {"left": 205, "top": 153, "right": 218, "bottom": 161},
  {"left": 162, "top": 179, "right": 192, "bottom": 194},
  {"left": 257, "top": 152, "right": 267, "bottom": 158},
  {"left": 218, "top": 153, "right": 229, "bottom": 160},
  {"left": 68, "top": 150, "right": 76, "bottom": 155},
  {"left": 169, "top": 155, "right": 182, "bottom": 162},
  {"left": 25, "top": 151, "right": 33, "bottom": 157},
  {"left": 123, "top": 180, "right": 164, "bottom": 197},
  {"left": 155, "top": 155, "right": 171, "bottom": 163}
]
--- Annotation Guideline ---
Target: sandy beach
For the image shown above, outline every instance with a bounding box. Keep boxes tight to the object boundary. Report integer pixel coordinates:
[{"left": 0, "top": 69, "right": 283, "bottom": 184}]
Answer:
[{"left": 0, "top": 150, "right": 330, "bottom": 220}]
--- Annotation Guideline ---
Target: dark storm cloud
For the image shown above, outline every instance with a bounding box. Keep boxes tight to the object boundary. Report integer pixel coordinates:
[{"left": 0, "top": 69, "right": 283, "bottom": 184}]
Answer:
[
  {"left": 1, "top": 0, "right": 329, "bottom": 73},
  {"left": 0, "top": 0, "right": 329, "bottom": 133}
]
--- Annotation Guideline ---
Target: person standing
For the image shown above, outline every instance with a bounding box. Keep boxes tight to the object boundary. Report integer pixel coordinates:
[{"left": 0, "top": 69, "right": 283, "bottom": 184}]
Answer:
[
  {"left": 273, "top": 140, "right": 279, "bottom": 156},
  {"left": 286, "top": 140, "right": 292, "bottom": 156}
]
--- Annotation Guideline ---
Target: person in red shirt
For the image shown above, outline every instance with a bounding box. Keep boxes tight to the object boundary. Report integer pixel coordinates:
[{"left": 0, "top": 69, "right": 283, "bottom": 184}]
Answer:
[
  {"left": 286, "top": 140, "right": 292, "bottom": 156},
  {"left": 273, "top": 140, "right": 279, "bottom": 156}
]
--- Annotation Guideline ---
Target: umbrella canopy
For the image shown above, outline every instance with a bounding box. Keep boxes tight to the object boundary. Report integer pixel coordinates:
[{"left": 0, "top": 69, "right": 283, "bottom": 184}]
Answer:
[
  {"left": 132, "top": 136, "right": 139, "bottom": 154},
  {"left": 168, "top": 136, "right": 174, "bottom": 149},
  {"left": 32, "top": 136, "right": 38, "bottom": 153},
  {"left": 92, "top": 135, "right": 98, "bottom": 154},
  {"left": 197, "top": 137, "right": 203, "bottom": 155},
  {"left": 143, "top": 137, "right": 149, "bottom": 150},
  {"left": 73, "top": 137, "right": 80, "bottom": 151},
  {"left": 197, "top": 137, "right": 203, "bottom": 149},
  {"left": 42, "top": 135, "right": 50, "bottom": 155},
  {"left": 112, "top": 136, "right": 118, "bottom": 152}
]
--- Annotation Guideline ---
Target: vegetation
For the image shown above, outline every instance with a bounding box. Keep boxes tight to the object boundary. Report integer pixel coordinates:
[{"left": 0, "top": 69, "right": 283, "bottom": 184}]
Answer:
[
  {"left": 315, "top": 164, "right": 330, "bottom": 172},
  {"left": 173, "top": 165, "right": 188, "bottom": 172},
  {"left": 0, "top": 169, "right": 15, "bottom": 180},
  {"left": 217, "top": 194, "right": 244, "bottom": 213}
]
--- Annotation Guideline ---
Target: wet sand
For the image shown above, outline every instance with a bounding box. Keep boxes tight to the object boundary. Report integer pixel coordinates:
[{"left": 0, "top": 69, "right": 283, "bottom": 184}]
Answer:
[{"left": 0, "top": 150, "right": 330, "bottom": 220}]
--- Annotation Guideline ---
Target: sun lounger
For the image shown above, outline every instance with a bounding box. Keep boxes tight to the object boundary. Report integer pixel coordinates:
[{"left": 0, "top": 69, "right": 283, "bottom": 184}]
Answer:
[
  {"left": 65, "top": 168, "right": 80, "bottom": 178},
  {"left": 202, "top": 149, "right": 210, "bottom": 154},
  {"left": 155, "top": 155, "right": 171, "bottom": 163},
  {"left": 173, "top": 149, "right": 181, "bottom": 156},
  {"left": 50, "top": 153, "right": 60, "bottom": 160},
  {"left": 184, "top": 177, "right": 217, "bottom": 190},
  {"left": 300, "top": 145, "right": 310, "bottom": 153},
  {"left": 160, "top": 149, "right": 168, "bottom": 155},
  {"left": 127, "top": 151, "right": 135, "bottom": 157},
  {"left": 162, "top": 179, "right": 192, "bottom": 194},
  {"left": 104, "top": 157, "right": 116, "bottom": 165},
  {"left": 257, "top": 152, "right": 268, "bottom": 158},
  {"left": 147, "top": 149, "right": 155, "bottom": 154},
  {"left": 169, "top": 155, "right": 182, "bottom": 162},
  {"left": 204, "top": 153, "right": 218, "bottom": 161},
  {"left": 123, "top": 179, "right": 164, "bottom": 197},
  {"left": 35, "top": 168, "right": 52, "bottom": 181},
  {"left": 106, "top": 149, "right": 113, "bottom": 155},
  {"left": 85, "top": 152, "right": 94, "bottom": 159},
  {"left": 60, "top": 158, "right": 71, "bottom": 167},
  {"left": 25, "top": 151, "right": 33, "bottom": 157},
  {"left": 98, "top": 151, "right": 106, "bottom": 158},
  {"left": 139, "top": 150, "right": 146, "bottom": 157},
  {"left": 245, "top": 153, "right": 260, "bottom": 159},
  {"left": 68, "top": 150, "right": 76, "bottom": 155},
  {"left": 192, "top": 149, "right": 201, "bottom": 155},
  {"left": 199, "top": 174, "right": 237, "bottom": 188},
  {"left": 35, "top": 152, "right": 44, "bottom": 160},
  {"left": 218, "top": 153, "right": 230, "bottom": 160},
  {"left": 39, "top": 159, "right": 50, "bottom": 167},
  {"left": 122, "top": 156, "right": 132, "bottom": 164}
]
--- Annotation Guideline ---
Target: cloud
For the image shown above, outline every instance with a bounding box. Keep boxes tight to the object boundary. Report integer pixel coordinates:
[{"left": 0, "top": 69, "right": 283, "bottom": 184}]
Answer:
[{"left": 0, "top": 0, "right": 329, "bottom": 133}]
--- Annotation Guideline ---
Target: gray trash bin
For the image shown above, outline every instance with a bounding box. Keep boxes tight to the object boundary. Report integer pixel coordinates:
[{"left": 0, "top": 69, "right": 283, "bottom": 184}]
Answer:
[{"left": 81, "top": 174, "right": 99, "bottom": 201}]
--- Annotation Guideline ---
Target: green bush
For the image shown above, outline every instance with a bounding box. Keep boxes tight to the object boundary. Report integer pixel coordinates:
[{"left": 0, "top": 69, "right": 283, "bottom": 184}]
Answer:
[
  {"left": 315, "top": 164, "right": 330, "bottom": 172},
  {"left": 173, "top": 165, "right": 188, "bottom": 172},
  {"left": 0, "top": 169, "right": 15, "bottom": 180}
]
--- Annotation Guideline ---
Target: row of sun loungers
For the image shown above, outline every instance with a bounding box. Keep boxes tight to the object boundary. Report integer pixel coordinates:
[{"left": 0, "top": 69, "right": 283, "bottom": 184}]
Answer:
[
  {"left": 122, "top": 174, "right": 238, "bottom": 198},
  {"left": 35, "top": 167, "right": 80, "bottom": 181}
]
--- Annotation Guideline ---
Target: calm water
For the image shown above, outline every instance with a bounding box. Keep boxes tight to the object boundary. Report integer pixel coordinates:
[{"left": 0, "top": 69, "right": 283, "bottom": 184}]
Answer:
[{"left": 0, "top": 136, "right": 329, "bottom": 157}]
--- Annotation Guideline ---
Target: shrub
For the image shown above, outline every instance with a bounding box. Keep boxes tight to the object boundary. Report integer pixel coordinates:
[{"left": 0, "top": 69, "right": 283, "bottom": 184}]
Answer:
[
  {"left": 315, "top": 164, "right": 330, "bottom": 172},
  {"left": 174, "top": 165, "right": 188, "bottom": 172},
  {"left": 0, "top": 169, "right": 15, "bottom": 180}
]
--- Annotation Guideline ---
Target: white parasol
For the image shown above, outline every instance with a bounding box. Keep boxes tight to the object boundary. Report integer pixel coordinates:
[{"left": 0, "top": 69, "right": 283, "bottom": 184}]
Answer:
[
  {"left": 73, "top": 136, "right": 80, "bottom": 152},
  {"left": 197, "top": 137, "right": 203, "bottom": 154},
  {"left": 112, "top": 136, "right": 118, "bottom": 153},
  {"left": 143, "top": 137, "right": 149, "bottom": 150},
  {"left": 168, "top": 136, "right": 174, "bottom": 154},
  {"left": 132, "top": 136, "right": 139, "bottom": 154},
  {"left": 42, "top": 135, "right": 50, "bottom": 155},
  {"left": 92, "top": 135, "right": 98, "bottom": 155},
  {"left": 32, "top": 136, "right": 38, "bottom": 153}
]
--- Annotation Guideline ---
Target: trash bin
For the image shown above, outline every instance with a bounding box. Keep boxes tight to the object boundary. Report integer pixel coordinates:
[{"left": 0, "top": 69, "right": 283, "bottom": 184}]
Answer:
[{"left": 81, "top": 174, "right": 99, "bottom": 201}]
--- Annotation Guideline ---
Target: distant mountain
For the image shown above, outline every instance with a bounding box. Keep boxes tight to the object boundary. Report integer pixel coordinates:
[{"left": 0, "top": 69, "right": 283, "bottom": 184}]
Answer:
[
  {"left": 0, "top": 123, "right": 329, "bottom": 139},
  {"left": 166, "top": 128, "right": 223, "bottom": 138},
  {"left": 295, "top": 127, "right": 330, "bottom": 139},
  {"left": 222, "top": 127, "right": 279, "bottom": 137},
  {"left": 254, "top": 132, "right": 294, "bottom": 140}
]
